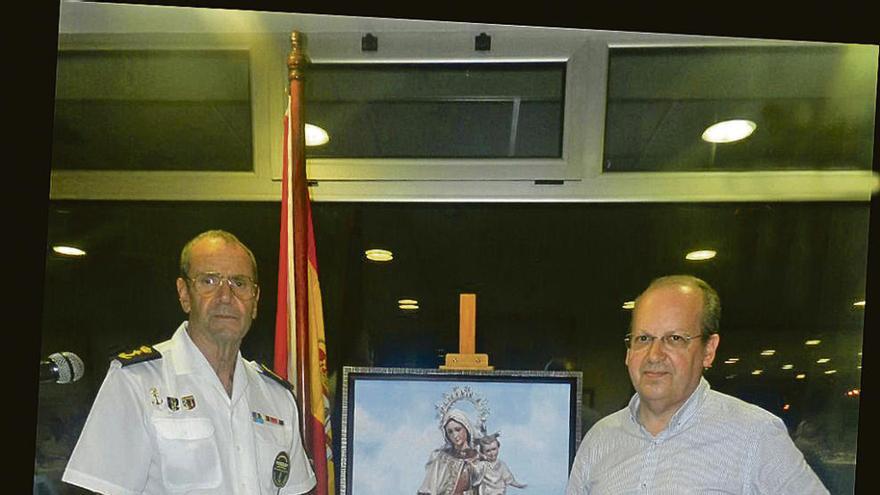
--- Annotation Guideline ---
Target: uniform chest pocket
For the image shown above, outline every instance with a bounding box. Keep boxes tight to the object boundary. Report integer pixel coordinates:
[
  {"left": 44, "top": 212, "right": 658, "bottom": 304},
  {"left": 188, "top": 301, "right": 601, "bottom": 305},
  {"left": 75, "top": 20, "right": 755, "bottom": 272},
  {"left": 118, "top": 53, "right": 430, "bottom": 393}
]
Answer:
[
  {"left": 254, "top": 423, "right": 299, "bottom": 493},
  {"left": 152, "top": 417, "right": 222, "bottom": 492}
]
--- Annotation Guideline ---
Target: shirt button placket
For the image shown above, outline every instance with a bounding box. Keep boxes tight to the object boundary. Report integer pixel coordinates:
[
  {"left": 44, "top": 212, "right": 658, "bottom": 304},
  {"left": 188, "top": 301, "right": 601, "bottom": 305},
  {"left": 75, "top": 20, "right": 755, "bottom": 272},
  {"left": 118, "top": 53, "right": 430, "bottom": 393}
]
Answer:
[{"left": 639, "top": 440, "right": 660, "bottom": 494}]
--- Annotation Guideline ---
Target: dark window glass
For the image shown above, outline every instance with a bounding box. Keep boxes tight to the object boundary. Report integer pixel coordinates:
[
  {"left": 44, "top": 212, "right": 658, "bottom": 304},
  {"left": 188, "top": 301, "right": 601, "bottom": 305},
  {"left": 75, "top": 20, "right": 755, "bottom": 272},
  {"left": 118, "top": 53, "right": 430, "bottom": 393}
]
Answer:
[
  {"left": 52, "top": 50, "right": 253, "bottom": 171},
  {"left": 604, "top": 45, "right": 877, "bottom": 172},
  {"left": 36, "top": 201, "right": 867, "bottom": 494},
  {"left": 304, "top": 63, "right": 565, "bottom": 158}
]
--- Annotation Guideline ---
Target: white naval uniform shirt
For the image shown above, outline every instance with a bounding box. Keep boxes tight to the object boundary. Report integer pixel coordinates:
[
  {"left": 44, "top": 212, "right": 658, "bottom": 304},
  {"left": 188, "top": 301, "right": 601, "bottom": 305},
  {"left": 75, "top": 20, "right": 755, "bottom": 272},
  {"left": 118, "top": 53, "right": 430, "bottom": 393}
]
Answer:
[{"left": 63, "top": 322, "right": 317, "bottom": 495}]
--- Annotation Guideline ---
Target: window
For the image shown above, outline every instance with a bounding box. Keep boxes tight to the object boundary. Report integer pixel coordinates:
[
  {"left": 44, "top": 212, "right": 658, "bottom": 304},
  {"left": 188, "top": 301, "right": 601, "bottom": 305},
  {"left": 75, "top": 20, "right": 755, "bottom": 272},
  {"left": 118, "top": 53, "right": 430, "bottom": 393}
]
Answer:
[
  {"left": 52, "top": 50, "right": 253, "bottom": 171},
  {"left": 604, "top": 45, "right": 877, "bottom": 172},
  {"left": 304, "top": 63, "right": 565, "bottom": 159}
]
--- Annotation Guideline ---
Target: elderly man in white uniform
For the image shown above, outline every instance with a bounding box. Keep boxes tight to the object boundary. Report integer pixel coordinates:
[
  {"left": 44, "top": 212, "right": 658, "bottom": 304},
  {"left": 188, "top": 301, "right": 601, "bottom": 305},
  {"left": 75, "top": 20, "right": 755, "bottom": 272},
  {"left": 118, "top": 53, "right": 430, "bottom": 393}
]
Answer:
[{"left": 63, "top": 230, "right": 316, "bottom": 495}]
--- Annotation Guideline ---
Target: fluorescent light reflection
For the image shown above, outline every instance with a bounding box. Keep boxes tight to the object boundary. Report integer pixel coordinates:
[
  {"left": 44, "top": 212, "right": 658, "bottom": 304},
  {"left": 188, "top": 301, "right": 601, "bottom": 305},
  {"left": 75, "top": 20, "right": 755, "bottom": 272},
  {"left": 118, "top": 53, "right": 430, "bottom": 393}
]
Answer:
[
  {"left": 701, "top": 119, "right": 757, "bottom": 143},
  {"left": 805, "top": 339, "right": 821, "bottom": 346},
  {"left": 304, "top": 124, "right": 330, "bottom": 146},
  {"left": 853, "top": 300, "right": 866, "bottom": 307},
  {"left": 817, "top": 358, "right": 831, "bottom": 364},
  {"left": 781, "top": 364, "right": 794, "bottom": 370},
  {"left": 622, "top": 301, "right": 635, "bottom": 310},
  {"left": 796, "top": 374, "right": 806, "bottom": 380},
  {"left": 365, "top": 249, "right": 393, "bottom": 262},
  {"left": 760, "top": 350, "right": 776, "bottom": 356},
  {"left": 52, "top": 245, "right": 87, "bottom": 257},
  {"left": 685, "top": 250, "right": 716, "bottom": 261}
]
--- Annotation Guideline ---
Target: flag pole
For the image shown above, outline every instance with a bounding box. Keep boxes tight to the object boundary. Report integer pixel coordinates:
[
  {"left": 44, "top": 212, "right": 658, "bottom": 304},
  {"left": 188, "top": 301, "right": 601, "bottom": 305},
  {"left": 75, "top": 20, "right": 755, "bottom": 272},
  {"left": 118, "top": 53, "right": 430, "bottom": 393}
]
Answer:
[{"left": 287, "top": 30, "right": 313, "bottom": 448}]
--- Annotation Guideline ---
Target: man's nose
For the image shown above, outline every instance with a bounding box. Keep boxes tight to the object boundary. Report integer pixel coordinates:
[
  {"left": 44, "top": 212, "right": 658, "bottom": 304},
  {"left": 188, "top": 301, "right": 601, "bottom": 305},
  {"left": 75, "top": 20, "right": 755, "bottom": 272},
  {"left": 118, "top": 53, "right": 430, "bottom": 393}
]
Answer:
[
  {"left": 217, "top": 279, "right": 234, "bottom": 300},
  {"left": 646, "top": 338, "right": 667, "bottom": 361}
]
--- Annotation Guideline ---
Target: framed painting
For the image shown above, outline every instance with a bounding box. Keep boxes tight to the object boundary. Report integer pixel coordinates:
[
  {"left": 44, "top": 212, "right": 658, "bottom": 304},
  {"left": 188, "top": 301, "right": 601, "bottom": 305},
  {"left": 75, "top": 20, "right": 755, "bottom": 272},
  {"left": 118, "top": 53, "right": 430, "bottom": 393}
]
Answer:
[{"left": 339, "top": 366, "right": 583, "bottom": 495}]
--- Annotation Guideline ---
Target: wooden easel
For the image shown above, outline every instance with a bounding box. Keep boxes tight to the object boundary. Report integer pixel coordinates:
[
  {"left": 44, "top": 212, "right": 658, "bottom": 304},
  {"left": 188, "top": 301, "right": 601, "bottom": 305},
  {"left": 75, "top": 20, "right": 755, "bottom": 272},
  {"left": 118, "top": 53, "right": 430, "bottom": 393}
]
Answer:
[{"left": 440, "top": 294, "right": 493, "bottom": 370}]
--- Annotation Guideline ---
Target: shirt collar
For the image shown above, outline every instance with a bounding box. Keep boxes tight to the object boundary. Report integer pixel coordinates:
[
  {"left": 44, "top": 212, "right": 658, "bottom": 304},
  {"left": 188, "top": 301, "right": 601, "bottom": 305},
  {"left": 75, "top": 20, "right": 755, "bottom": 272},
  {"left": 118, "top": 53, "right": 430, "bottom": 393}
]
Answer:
[
  {"left": 171, "top": 321, "right": 247, "bottom": 388},
  {"left": 172, "top": 322, "right": 249, "bottom": 400},
  {"left": 173, "top": 321, "right": 229, "bottom": 377},
  {"left": 628, "top": 376, "right": 711, "bottom": 436}
]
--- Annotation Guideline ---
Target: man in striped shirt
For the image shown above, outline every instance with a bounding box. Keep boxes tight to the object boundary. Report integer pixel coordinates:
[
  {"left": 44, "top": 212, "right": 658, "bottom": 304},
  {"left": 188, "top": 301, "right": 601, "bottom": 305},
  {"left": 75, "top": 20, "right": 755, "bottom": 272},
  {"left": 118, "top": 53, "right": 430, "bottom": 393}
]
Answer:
[{"left": 565, "top": 275, "right": 828, "bottom": 494}]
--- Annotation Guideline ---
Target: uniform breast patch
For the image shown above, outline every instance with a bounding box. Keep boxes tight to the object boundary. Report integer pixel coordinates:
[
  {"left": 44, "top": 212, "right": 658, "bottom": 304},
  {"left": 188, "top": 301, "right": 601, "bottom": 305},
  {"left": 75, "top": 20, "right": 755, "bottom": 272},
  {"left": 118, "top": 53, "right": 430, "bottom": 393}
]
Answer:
[{"left": 272, "top": 451, "right": 290, "bottom": 488}]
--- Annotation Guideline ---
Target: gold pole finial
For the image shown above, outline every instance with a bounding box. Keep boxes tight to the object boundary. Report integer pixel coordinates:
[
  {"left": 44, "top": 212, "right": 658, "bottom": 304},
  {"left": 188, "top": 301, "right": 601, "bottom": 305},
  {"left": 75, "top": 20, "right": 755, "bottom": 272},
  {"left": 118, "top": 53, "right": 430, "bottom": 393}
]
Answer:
[{"left": 288, "top": 31, "right": 310, "bottom": 81}]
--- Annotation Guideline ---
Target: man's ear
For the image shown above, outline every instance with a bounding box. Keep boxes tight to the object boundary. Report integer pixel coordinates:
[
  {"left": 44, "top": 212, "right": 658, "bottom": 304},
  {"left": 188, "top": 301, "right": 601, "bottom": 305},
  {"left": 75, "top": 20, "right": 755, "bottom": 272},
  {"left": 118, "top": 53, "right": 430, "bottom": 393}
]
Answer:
[
  {"left": 176, "top": 278, "right": 191, "bottom": 314},
  {"left": 251, "top": 286, "right": 260, "bottom": 319},
  {"left": 702, "top": 334, "right": 720, "bottom": 368}
]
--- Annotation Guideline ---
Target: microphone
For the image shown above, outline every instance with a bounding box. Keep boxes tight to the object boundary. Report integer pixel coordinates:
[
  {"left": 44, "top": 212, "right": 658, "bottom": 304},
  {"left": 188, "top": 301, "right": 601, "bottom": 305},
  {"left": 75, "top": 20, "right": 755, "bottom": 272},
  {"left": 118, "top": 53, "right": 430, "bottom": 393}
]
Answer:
[{"left": 40, "top": 352, "right": 85, "bottom": 384}]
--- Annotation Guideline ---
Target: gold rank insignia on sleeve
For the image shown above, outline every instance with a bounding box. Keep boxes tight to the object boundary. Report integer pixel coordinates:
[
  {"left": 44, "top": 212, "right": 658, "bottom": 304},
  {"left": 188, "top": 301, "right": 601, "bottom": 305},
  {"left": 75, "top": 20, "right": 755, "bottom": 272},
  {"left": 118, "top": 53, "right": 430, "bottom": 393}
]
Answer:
[{"left": 116, "top": 345, "right": 162, "bottom": 367}]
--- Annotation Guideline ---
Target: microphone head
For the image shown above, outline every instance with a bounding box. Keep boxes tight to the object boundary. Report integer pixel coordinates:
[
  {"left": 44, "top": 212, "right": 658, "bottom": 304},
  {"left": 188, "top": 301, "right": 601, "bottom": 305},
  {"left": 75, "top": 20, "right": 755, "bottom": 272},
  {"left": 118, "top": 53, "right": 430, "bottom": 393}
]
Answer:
[{"left": 48, "top": 352, "right": 85, "bottom": 384}]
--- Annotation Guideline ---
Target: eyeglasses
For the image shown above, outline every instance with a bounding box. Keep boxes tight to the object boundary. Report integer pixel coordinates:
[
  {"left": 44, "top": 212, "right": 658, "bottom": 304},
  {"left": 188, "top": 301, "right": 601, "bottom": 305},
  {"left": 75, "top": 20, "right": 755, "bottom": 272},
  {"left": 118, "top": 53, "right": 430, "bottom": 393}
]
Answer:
[
  {"left": 624, "top": 333, "right": 701, "bottom": 351},
  {"left": 186, "top": 272, "right": 258, "bottom": 300}
]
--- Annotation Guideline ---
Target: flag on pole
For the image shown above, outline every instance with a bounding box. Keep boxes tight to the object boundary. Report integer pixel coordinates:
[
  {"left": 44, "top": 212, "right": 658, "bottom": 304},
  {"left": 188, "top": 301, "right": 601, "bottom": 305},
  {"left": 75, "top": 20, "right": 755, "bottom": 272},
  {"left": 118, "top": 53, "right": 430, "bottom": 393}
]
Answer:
[{"left": 274, "top": 93, "right": 336, "bottom": 495}]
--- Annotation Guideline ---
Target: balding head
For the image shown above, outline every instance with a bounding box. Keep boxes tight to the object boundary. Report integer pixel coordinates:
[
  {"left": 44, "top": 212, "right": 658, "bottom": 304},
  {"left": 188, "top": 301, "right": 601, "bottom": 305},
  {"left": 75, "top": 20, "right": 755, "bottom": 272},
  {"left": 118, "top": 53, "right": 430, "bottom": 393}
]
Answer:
[{"left": 633, "top": 275, "right": 720, "bottom": 340}]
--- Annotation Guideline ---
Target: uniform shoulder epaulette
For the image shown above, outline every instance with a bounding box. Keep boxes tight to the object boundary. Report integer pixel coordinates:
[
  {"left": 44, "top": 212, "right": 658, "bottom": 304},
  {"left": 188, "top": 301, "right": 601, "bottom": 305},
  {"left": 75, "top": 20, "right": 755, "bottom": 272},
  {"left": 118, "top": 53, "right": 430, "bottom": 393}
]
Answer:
[
  {"left": 257, "top": 362, "right": 296, "bottom": 396},
  {"left": 115, "top": 345, "right": 162, "bottom": 367}
]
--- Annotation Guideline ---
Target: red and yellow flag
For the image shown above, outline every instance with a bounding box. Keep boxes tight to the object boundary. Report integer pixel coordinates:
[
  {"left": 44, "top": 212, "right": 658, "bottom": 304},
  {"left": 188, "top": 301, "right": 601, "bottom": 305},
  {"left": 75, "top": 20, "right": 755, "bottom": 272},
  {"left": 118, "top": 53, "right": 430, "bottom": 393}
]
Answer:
[{"left": 274, "top": 93, "right": 335, "bottom": 495}]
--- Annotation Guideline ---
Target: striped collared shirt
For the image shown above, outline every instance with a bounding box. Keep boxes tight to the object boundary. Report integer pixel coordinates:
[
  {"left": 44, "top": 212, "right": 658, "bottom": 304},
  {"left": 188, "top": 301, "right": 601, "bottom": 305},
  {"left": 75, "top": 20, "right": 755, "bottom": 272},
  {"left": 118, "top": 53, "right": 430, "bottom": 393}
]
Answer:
[{"left": 566, "top": 377, "right": 829, "bottom": 495}]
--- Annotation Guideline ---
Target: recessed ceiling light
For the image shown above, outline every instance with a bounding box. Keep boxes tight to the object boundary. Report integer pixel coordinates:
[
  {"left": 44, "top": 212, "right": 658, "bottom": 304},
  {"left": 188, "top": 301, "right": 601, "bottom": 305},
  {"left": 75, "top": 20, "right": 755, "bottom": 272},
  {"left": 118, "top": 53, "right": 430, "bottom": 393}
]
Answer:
[
  {"left": 824, "top": 369, "right": 837, "bottom": 375},
  {"left": 399, "top": 304, "right": 419, "bottom": 311},
  {"left": 701, "top": 119, "right": 757, "bottom": 143},
  {"left": 853, "top": 300, "right": 866, "bottom": 307},
  {"left": 724, "top": 359, "right": 738, "bottom": 365},
  {"left": 760, "top": 350, "right": 776, "bottom": 356},
  {"left": 398, "top": 299, "right": 418, "bottom": 306},
  {"left": 805, "top": 339, "right": 821, "bottom": 346},
  {"left": 781, "top": 364, "right": 794, "bottom": 370},
  {"left": 726, "top": 357, "right": 740, "bottom": 362},
  {"left": 52, "top": 245, "right": 87, "bottom": 257},
  {"left": 816, "top": 358, "right": 831, "bottom": 364},
  {"left": 304, "top": 123, "right": 330, "bottom": 146},
  {"left": 751, "top": 369, "right": 763, "bottom": 375},
  {"left": 365, "top": 249, "right": 393, "bottom": 262},
  {"left": 685, "top": 250, "right": 716, "bottom": 261},
  {"left": 622, "top": 301, "right": 635, "bottom": 310},
  {"left": 796, "top": 374, "right": 806, "bottom": 379}
]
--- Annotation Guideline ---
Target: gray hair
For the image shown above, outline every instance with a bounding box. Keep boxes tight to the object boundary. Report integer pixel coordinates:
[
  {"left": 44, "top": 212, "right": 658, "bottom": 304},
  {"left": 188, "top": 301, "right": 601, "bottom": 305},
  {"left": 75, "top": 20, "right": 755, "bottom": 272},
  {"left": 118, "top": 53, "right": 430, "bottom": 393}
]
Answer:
[
  {"left": 179, "top": 230, "right": 258, "bottom": 283},
  {"left": 634, "top": 274, "right": 721, "bottom": 339}
]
